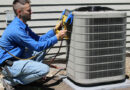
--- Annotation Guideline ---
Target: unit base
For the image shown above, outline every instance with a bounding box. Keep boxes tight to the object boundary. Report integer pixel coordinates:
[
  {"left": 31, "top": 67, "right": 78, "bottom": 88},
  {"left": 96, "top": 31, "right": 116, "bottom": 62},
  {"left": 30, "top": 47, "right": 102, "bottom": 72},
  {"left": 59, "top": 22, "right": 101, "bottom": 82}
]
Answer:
[{"left": 60, "top": 76, "right": 130, "bottom": 90}]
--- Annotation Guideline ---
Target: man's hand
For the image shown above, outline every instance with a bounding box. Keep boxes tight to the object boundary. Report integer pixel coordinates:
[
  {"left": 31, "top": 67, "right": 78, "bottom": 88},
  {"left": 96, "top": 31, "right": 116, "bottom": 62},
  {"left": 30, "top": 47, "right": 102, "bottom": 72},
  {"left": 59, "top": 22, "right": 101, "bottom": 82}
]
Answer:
[
  {"left": 54, "top": 21, "right": 63, "bottom": 32},
  {"left": 56, "top": 30, "right": 67, "bottom": 40}
]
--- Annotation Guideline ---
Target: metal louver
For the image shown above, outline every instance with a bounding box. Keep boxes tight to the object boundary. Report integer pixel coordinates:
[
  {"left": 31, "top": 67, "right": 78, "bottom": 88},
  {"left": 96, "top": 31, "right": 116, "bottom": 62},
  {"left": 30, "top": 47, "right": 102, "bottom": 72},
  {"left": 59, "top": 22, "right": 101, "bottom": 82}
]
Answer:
[{"left": 67, "top": 11, "right": 126, "bottom": 85}]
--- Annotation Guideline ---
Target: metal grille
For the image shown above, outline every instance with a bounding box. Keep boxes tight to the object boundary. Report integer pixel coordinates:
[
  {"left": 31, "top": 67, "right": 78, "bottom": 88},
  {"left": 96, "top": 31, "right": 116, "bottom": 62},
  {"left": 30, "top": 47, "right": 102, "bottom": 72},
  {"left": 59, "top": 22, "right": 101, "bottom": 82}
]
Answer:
[
  {"left": 69, "top": 54, "right": 125, "bottom": 64},
  {"left": 67, "top": 11, "right": 126, "bottom": 85}
]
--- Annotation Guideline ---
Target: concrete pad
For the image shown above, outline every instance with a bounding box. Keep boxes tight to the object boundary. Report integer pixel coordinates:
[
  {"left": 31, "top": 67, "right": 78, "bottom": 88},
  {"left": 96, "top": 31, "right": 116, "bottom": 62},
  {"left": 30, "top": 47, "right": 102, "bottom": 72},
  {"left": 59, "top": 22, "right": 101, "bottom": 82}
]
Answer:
[{"left": 61, "top": 76, "right": 130, "bottom": 90}]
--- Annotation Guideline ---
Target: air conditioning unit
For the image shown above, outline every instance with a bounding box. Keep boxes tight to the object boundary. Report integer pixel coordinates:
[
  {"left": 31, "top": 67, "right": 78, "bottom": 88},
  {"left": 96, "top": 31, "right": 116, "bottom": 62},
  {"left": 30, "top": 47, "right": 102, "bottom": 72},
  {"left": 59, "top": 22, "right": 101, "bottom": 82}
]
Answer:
[{"left": 67, "top": 7, "right": 126, "bottom": 86}]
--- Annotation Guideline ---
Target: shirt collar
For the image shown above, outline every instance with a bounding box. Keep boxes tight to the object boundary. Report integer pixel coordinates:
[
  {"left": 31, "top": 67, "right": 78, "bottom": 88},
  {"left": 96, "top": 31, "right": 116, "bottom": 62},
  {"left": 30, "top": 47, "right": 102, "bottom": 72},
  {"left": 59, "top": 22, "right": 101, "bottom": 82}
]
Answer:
[{"left": 14, "top": 17, "right": 27, "bottom": 30}]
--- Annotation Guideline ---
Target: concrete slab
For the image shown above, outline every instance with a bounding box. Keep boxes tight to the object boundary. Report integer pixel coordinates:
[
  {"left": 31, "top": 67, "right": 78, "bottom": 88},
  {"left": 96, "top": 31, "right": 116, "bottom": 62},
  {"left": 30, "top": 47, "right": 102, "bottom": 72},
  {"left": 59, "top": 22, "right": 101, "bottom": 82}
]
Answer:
[{"left": 61, "top": 76, "right": 130, "bottom": 90}]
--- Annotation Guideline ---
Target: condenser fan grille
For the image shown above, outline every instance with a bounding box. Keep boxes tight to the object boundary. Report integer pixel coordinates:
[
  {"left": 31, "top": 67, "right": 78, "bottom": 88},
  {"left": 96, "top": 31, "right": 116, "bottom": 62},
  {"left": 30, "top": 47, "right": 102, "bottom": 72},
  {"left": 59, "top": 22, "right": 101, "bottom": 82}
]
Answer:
[
  {"left": 67, "top": 11, "right": 126, "bottom": 85},
  {"left": 89, "top": 18, "right": 124, "bottom": 25},
  {"left": 69, "top": 54, "right": 125, "bottom": 64},
  {"left": 83, "top": 69, "right": 124, "bottom": 79}
]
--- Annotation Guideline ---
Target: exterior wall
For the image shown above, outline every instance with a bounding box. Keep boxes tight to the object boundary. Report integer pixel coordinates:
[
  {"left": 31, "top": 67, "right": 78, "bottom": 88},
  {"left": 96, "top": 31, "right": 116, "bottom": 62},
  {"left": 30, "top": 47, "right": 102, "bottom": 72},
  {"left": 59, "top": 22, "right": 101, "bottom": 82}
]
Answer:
[{"left": 0, "top": 0, "right": 130, "bottom": 59}]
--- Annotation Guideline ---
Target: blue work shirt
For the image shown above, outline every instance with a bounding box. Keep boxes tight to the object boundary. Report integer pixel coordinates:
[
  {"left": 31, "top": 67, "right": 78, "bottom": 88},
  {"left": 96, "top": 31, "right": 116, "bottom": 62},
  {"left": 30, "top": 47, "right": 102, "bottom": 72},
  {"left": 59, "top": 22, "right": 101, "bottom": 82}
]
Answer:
[{"left": 0, "top": 17, "right": 58, "bottom": 64}]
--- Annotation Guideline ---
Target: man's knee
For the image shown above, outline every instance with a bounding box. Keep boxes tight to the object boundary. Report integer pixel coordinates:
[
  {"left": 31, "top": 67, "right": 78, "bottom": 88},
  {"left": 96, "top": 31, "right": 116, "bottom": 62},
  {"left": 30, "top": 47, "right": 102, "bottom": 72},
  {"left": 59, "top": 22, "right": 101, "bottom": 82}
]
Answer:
[{"left": 38, "top": 64, "right": 50, "bottom": 76}]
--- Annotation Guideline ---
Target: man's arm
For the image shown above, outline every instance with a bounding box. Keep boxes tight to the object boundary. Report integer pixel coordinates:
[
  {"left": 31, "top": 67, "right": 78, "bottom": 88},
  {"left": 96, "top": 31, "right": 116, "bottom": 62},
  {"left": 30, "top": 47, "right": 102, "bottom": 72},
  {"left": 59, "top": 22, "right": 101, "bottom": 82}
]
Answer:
[
  {"left": 39, "top": 29, "right": 56, "bottom": 41},
  {"left": 28, "top": 21, "right": 64, "bottom": 42},
  {"left": 11, "top": 28, "right": 58, "bottom": 51},
  {"left": 28, "top": 27, "right": 56, "bottom": 42}
]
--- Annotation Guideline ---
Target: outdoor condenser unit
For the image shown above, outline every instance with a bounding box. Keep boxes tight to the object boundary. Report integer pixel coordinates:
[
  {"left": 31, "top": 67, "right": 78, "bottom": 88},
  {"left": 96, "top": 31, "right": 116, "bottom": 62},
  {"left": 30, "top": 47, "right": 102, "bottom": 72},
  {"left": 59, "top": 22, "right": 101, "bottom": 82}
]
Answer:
[{"left": 67, "top": 6, "right": 127, "bottom": 85}]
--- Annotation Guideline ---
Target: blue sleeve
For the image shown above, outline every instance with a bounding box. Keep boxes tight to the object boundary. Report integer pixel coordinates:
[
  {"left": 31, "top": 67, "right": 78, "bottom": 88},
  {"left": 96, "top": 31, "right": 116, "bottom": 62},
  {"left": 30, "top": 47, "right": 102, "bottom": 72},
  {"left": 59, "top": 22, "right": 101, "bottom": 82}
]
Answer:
[
  {"left": 27, "top": 27, "right": 40, "bottom": 41},
  {"left": 11, "top": 28, "right": 58, "bottom": 52},
  {"left": 39, "top": 29, "right": 55, "bottom": 41}
]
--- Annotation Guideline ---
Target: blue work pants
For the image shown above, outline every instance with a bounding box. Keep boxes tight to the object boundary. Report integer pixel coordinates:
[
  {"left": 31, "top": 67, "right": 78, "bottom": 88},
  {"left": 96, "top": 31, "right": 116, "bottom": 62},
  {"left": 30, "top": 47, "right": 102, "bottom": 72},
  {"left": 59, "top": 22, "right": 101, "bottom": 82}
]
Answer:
[{"left": 1, "top": 50, "right": 49, "bottom": 86}]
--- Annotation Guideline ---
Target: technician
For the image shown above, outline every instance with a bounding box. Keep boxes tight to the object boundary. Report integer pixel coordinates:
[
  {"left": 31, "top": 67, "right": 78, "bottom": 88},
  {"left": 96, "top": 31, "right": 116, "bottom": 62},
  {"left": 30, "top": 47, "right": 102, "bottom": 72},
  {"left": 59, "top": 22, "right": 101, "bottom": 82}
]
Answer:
[{"left": 0, "top": 0, "right": 67, "bottom": 89}]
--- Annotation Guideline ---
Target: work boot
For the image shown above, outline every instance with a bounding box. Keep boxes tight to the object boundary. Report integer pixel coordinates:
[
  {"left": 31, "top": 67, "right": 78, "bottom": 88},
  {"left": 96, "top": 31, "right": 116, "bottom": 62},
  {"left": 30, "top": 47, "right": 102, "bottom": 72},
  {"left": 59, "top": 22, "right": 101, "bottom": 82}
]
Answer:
[{"left": 1, "top": 78, "right": 15, "bottom": 90}]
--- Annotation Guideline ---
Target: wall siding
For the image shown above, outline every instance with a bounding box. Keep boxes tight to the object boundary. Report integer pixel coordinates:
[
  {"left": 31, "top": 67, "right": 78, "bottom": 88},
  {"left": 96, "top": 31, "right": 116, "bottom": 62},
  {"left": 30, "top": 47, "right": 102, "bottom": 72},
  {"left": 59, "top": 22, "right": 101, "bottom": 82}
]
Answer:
[{"left": 0, "top": 0, "right": 130, "bottom": 59}]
